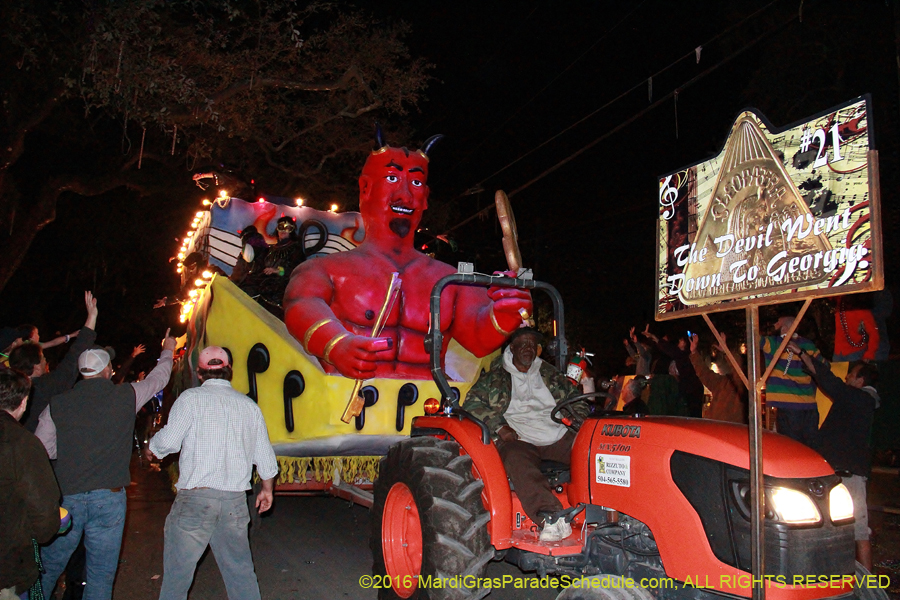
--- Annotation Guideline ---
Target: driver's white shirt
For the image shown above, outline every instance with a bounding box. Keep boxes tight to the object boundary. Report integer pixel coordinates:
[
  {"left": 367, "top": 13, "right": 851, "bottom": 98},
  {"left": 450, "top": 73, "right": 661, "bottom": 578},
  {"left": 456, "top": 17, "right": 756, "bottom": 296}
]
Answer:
[{"left": 501, "top": 348, "right": 568, "bottom": 446}]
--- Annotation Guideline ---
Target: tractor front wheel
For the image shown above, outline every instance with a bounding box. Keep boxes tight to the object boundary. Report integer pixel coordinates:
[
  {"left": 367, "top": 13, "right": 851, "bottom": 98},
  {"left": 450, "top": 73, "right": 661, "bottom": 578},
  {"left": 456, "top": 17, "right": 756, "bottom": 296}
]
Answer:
[{"left": 372, "top": 437, "right": 493, "bottom": 600}]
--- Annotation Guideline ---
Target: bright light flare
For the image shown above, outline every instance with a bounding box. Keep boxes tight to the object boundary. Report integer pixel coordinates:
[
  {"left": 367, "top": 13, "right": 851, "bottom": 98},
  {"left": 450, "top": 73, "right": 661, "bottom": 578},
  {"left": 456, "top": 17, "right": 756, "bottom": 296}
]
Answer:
[
  {"left": 829, "top": 484, "right": 854, "bottom": 522},
  {"left": 330, "top": 203, "right": 338, "bottom": 212},
  {"left": 769, "top": 487, "right": 820, "bottom": 524},
  {"left": 202, "top": 270, "right": 213, "bottom": 279},
  {"left": 295, "top": 197, "right": 304, "bottom": 206}
]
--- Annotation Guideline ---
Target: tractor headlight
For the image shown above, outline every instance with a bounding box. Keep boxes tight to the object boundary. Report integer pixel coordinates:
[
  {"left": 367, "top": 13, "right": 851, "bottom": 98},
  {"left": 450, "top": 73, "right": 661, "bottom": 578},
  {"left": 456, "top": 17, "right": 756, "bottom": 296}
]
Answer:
[
  {"left": 829, "top": 483, "right": 854, "bottom": 522},
  {"left": 769, "top": 487, "right": 821, "bottom": 524}
]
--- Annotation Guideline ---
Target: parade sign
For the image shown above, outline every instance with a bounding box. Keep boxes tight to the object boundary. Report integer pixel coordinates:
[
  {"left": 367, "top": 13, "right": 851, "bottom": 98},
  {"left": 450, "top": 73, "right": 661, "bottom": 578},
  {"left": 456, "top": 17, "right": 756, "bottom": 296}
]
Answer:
[{"left": 656, "top": 96, "right": 882, "bottom": 320}]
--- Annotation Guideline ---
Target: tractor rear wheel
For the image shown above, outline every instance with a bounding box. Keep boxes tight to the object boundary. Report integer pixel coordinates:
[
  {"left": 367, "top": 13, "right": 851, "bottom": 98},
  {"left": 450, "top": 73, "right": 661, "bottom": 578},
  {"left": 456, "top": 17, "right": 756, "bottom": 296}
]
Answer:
[{"left": 372, "top": 437, "right": 493, "bottom": 600}]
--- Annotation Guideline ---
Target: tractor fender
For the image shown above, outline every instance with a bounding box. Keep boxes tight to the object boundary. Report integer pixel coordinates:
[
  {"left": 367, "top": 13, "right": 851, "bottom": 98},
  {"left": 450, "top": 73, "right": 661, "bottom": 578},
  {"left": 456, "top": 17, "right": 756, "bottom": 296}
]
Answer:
[{"left": 412, "top": 415, "right": 513, "bottom": 549}]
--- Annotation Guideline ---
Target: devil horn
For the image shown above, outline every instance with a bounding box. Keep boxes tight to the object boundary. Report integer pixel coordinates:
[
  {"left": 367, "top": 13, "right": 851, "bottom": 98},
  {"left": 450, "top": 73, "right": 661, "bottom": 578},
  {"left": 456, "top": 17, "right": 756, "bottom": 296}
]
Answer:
[
  {"left": 422, "top": 134, "right": 444, "bottom": 156},
  {"left": 375, "top": 122, "right": 386, "bottom": 149}
]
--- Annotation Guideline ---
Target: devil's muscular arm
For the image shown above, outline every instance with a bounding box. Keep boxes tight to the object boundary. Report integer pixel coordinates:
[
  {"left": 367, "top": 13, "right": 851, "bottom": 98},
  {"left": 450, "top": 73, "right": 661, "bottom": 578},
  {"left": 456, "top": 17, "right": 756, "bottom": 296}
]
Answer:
[
  {"left": 284, "top": 258, "right": 388, "bottom": 379},
  {"left": 447, "top": 274, "right": 533, "bottom": 357}
]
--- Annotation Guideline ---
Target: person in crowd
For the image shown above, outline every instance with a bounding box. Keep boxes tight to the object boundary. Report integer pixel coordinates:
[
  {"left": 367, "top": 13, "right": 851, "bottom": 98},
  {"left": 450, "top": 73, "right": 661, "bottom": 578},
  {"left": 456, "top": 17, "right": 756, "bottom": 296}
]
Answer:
[
  {"left": 8, "top": 324, "right": 81, "bottom": 352},
  {"left": 619, "top": 378, "right": 649, "bottom": 414},
  {"left": 7, "top": 292, "right": 99, "bottom": 433},
  {"left": 0, "top": 369, "right": 62, "bottom": 600},
  {"left": 788, "top": 341, "right": 878, "bottom": 571},
  {"left": 689, "top": 334, "right": 744, "bottom": 423},
  {"left": 464, "top": 327, "right": 584, "bottom": 542},
  {"left": 761, "top": 315, "right": 822, "bottom": 447},
  {"left": 624, "top": 326, "right": 652, "bottom": 376},
  {"left": 145, "top": 346, "right": 277, "bottom": 600},
  {"left": 641, "top": 325, "right": 704, "bottom": 417},
  {"left": 35, "top": 327, "right": 176, "bottom": 600},
  {"left": 111, "top": 344, "right": 146, "bottom": 384}
]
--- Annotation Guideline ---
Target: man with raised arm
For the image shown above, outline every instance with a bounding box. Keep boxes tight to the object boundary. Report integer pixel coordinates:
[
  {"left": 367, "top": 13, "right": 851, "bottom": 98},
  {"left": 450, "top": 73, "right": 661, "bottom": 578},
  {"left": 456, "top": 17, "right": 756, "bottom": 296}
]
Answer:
[
  {"left": 36, "top": 325, "right": 176, "bottom": 600},
  {"left": 283, "top": 135, "right": 532, "bottom": 381},
  {"left": 8, "top": 291, "right": 99, "bottom": 432}
]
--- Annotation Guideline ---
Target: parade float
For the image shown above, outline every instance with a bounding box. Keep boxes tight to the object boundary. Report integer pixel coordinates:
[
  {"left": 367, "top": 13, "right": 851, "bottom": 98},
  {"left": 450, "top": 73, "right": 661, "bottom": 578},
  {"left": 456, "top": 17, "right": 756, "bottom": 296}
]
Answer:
[{"left": 169, "top": 133, "right": 532, "bottom": 504}]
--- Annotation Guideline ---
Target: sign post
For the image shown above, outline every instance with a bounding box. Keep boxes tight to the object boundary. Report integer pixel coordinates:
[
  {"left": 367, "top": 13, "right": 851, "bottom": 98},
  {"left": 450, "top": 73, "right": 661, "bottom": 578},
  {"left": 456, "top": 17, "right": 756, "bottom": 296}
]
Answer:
[{"left": 656, "top": 96, "right": 882, "bottom": 600}]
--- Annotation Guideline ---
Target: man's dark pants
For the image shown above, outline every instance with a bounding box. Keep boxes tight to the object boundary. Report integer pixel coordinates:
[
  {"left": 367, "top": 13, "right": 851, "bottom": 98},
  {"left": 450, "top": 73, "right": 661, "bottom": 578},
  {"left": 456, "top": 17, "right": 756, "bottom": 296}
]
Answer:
[{"left": 499, "top": 431, "right": 575, "bottom": 525}]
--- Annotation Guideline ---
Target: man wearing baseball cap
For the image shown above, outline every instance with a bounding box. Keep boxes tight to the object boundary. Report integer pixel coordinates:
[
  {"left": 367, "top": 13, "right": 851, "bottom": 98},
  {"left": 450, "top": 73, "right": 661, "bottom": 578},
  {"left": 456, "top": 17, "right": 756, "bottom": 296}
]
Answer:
[
  {"left": 36, "top": 326, "right": 177, "bottom": 600},
  {"left": 146, "top": 345, "right": 277, "bottom": 600}
]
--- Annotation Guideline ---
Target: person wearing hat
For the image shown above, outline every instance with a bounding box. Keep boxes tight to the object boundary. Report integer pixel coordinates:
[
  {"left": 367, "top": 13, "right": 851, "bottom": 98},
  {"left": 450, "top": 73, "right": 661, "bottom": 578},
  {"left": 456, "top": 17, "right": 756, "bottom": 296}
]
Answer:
[
  {"left": 7, "top": 291, "right": 99, "bottom": 433},
  {"left": 35, "top": 328, "right": 177, "bottom": 600},
  {"left": 256, "top": 216, "right": 307, "bottom": 313},
  {"left": 145, "top": 346, "right": 277, "bottom": 600},
  {"left": 463, "top": 327, "right": 586, "bottom": 542}
]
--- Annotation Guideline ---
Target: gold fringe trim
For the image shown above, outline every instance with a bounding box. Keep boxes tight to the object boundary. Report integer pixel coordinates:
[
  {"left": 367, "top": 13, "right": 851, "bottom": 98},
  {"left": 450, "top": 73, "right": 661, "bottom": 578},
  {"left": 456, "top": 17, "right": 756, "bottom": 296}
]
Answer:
[
  {"left": 274, "top": 455, "right": 381, "bottom": 485},
  {"left": 167, "top": 456, "right": 382, "bottom": 488}
]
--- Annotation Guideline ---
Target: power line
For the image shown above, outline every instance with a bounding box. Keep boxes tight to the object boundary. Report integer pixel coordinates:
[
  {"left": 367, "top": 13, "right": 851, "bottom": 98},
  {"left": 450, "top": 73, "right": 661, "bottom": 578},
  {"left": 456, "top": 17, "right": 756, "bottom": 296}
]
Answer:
[{"left": 440, "top": 0, "right": 796, "bottom": 237}]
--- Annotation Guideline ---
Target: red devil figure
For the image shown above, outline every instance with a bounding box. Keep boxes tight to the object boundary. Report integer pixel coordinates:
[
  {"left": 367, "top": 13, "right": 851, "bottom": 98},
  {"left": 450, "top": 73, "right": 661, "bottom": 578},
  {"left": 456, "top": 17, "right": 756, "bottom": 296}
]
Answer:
[{"left": 284, "top": 128, "right": 532, "bottom": 380}]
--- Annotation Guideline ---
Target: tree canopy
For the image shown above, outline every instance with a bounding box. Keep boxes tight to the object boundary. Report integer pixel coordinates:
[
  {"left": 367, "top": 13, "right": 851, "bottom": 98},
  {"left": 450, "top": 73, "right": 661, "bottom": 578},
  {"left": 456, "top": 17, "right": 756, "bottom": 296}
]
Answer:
[{"left": 0, "top": 0, "right": 431, "bottom": 291}]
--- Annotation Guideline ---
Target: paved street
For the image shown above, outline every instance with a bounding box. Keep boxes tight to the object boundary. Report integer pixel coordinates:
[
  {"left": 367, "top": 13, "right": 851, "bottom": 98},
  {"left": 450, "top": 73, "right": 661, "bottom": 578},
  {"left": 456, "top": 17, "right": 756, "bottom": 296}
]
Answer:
[
  {"left": 93, "top": 456, "right": 557, "bottom": 600},
  {"left": 43, "top": 454, "right": 898, "bottom": 600}
]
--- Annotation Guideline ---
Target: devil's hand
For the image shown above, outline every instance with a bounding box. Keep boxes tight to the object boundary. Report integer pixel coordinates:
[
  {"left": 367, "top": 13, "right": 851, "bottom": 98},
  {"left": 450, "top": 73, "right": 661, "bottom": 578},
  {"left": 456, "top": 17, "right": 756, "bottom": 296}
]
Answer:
[
  {"left": 327, "top": 334, "right": 394, "bottom": 379},
  {"left": 487, "top": 271, "right": 533, "bottom": 333}
]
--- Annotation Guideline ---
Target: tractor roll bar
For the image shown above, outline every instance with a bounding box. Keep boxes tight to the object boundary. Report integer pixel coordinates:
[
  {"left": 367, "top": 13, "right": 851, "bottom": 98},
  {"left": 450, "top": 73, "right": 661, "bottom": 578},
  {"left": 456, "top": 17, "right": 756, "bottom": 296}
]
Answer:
[{"left": 426, "top": 272, "right": 567, "bottom": 408}]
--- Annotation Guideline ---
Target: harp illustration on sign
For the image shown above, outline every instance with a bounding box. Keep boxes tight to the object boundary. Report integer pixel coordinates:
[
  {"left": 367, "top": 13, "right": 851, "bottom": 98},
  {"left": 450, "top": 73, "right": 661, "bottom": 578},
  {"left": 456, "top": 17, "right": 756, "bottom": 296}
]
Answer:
[{"left": 679, "top": 113, "right": 832, "bottom": 305}]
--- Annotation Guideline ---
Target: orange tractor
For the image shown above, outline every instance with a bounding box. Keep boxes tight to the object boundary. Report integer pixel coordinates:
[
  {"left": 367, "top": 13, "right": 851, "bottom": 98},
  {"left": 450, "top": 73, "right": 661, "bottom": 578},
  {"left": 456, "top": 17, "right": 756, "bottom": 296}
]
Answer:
[{"left": 371, "top": 273, "right": 882, "bottom": 600}]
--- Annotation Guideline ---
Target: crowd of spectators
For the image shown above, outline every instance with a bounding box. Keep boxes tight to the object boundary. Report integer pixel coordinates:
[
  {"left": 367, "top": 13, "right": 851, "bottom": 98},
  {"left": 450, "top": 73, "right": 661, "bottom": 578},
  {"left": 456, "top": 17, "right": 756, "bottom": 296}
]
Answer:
[{"left": 0, "top": 291, "right": 277, "bottom": 600}]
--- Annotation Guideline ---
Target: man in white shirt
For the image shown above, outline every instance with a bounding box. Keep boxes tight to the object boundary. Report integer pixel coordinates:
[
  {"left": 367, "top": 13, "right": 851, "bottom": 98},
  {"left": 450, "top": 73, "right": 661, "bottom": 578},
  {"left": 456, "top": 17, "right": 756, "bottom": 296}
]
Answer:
[{"left": 146, "top": 346, "right": 278, "bottom": 600}]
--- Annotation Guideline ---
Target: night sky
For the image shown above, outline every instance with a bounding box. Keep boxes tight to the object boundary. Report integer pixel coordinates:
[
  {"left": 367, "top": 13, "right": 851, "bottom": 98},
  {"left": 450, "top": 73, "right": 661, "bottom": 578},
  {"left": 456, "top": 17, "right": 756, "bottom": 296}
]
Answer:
[{"left": 2, "top": 0, "right": 898, "bottom": 374}]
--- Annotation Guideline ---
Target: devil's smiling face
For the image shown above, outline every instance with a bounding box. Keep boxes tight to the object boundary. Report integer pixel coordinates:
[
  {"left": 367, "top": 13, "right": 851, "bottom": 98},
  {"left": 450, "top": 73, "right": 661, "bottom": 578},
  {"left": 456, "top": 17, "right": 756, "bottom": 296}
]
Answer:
[{"left": 359, "top": 147, "right": 430, "bottom": 243}]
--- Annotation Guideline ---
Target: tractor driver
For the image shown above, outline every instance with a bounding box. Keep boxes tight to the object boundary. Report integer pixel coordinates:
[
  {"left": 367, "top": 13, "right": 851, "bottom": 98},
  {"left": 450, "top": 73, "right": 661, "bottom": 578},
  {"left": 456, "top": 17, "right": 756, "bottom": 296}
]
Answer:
[
  {"left": 283, "top": 136, "right": 532, "bottom": 381},
  {"left": 463, "top": 327, "right": 586, "bottom": 542}
]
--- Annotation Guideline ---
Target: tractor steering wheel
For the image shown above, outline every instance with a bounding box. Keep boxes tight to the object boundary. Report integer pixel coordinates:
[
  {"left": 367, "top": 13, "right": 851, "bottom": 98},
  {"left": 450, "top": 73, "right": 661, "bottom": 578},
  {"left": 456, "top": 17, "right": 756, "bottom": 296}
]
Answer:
[{"left": 550, "top": 391, "right": 615, "bottom": 432}]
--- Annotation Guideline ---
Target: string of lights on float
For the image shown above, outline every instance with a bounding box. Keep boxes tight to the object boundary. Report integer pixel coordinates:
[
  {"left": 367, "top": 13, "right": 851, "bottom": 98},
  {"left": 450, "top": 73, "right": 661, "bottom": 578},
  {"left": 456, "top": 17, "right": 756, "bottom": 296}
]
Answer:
[{"left": 171, "top": 190, "right": 340, "bottom": 324}]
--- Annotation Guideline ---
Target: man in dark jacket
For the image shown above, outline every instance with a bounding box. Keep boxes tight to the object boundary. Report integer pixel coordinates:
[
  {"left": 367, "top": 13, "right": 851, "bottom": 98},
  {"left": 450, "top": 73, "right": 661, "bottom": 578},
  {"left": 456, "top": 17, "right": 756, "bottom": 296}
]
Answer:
[
  {"left": 788, "top": 341, "right": 878, "bottom": 571},
  {"left": 7, "top": 291, "right": 98, "bottom": 432},
  {"left": 0, "top": 369, "right": 61, "bottom": 598},
  {"left": 641, "top": 326, "right": 704, "bottom": 417}
]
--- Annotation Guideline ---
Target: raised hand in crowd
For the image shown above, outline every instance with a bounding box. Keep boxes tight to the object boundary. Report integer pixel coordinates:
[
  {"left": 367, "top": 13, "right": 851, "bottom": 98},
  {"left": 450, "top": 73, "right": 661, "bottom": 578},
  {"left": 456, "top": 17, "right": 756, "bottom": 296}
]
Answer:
[
  {"left": 161, "top": 328, "right": 177, "bottom": 353},
  {"left": 131, "top": 344, "right": 147, "bottom": 358},
  {"left": 84, "top": 291, "right": 99, "bottom": 330}
]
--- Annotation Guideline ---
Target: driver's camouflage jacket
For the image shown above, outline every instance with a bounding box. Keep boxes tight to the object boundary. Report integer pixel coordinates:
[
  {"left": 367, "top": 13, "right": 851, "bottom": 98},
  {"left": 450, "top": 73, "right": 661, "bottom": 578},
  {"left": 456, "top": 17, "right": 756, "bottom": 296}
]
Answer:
[{"left": 462, "top": 355, "right": 586, "bottom": 440}]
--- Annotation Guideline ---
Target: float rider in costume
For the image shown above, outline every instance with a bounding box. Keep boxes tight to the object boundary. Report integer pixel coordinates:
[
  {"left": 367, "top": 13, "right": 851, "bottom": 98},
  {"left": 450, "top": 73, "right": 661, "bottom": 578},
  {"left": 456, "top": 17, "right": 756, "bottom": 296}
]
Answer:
[
  {"left": 284, "top": 129, "right": 533, "bottom": 380},
  {"left": 257, "top": 216, "right": 306, "bottom": 315}
]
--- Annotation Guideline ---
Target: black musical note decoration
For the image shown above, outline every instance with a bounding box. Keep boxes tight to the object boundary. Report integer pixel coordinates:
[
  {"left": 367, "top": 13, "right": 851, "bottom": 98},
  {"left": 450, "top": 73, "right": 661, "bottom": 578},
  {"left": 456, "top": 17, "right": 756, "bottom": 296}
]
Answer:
[
  {"left": 354, "top": 386, "right": 380, "bottom": 431},
  {"left": 283, "top": 371, "right": 305, "bottom": 433},
  {"left": 299, "top": 219, "right": 328, "bottom": 258},
  {"left": 246, "top": 343, "right": 270, "bottom": 403},
  {"left": 396, "top": 383, "right": 419, "bottom": 432}
]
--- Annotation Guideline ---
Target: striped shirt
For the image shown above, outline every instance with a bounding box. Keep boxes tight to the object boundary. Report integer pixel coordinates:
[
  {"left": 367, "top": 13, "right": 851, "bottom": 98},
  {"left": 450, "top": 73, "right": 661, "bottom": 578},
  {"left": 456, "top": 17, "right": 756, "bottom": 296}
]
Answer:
[
  {"left": 149, "top": 379, "right": 278, "bottom": 491},
  {"left": 761, "top": 335, "right": 821, "bottom": 409}
]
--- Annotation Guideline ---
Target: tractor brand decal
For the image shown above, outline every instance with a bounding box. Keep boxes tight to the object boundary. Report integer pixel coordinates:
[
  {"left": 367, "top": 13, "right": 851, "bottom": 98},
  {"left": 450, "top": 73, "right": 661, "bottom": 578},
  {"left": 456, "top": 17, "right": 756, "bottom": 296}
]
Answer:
[
  {"left": 600, "top": 424, "right": 642, "bottom": 438},
  {"left": 596, "top": 442, "right": 631, "bottom": 453},
  {"left": 596, "top": 454, "right": 631, "bottom": 487}
]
